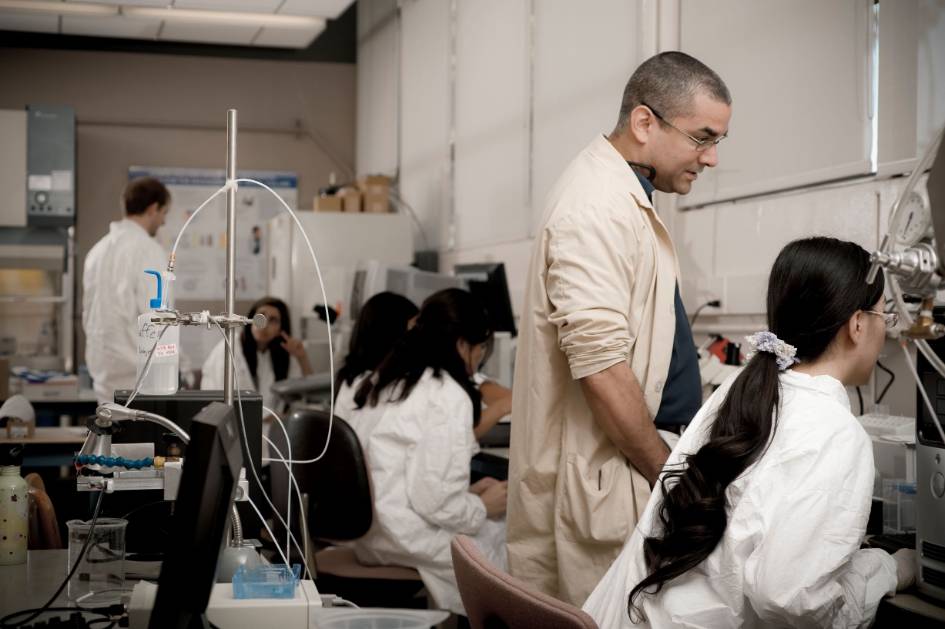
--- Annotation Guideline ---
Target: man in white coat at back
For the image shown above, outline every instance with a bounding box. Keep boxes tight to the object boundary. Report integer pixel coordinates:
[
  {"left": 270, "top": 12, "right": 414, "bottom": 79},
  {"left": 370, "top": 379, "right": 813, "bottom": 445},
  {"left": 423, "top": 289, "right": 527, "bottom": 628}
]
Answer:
[{"left": 83, "top": 177, "right": 170, "bottom": 404}]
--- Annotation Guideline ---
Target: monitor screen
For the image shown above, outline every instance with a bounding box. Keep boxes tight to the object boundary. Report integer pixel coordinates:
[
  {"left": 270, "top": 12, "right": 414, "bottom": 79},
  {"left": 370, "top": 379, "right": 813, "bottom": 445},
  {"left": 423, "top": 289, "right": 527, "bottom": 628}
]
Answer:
[
  {"left": 148, "top": 401, "right": 243, "bottom": 629},
  {"left": 454, "top": 262, "right": 517, "bottom": 337}
]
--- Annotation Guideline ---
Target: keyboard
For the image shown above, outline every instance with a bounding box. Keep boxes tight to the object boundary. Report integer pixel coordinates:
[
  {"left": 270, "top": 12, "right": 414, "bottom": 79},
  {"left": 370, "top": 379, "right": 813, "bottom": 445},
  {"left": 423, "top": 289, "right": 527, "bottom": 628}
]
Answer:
[
  {"left": 858, "top": 413, "right": 915, "bottom": 439},
  {"left": 866, "top": 532, "right": 916, "bottom": 553}
]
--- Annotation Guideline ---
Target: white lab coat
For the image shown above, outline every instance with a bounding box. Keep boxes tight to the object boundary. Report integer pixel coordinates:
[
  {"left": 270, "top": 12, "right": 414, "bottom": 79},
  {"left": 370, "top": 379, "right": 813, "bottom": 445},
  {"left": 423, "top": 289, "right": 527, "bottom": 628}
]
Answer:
[
  {"left": 333, "top": 374, "right": 364, "bottom": 422},
  {"left": 583, "top": 369, "right": 898, "bottom": 629},
  {"left": 347, "top": 368, "right": 507, "bottom": 615},
  {"left": 83, "top": 219, "right": 167, "bottom": 404},
  {"left": 201, "top": 338, "right": 301, "bottom": 464},
  {"left": 200, "top": 338, "right": 301, "bottom": 412}
]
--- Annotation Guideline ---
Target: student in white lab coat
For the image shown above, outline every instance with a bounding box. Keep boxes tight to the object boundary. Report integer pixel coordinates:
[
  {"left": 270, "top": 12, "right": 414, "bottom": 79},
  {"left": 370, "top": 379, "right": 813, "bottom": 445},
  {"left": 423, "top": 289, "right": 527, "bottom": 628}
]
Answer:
[
  {"left": 346, "top": 288, "right": 508, "bottom": 615},
  {"left": 201, "top": 296, "right": 312, "bottom": 414},
  {"left": 583, "top": 237, "right": 916, "bottom": 628},
  {"left": 335, "top": 291, "right": 512, "bottom": 438},
  {"left": 83, "top": 177, "right": 170, "bottom": 404},
  {"left": 334, "top": 291, "right": 419, "bottom": 421}
]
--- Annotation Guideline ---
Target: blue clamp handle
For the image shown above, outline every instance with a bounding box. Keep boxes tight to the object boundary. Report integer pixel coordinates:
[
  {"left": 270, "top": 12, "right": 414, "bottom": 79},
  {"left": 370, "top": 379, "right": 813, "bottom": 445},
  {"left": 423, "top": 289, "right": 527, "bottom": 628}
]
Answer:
[{"left": 144, "top": 270, "right": 163, "bottom": 309}]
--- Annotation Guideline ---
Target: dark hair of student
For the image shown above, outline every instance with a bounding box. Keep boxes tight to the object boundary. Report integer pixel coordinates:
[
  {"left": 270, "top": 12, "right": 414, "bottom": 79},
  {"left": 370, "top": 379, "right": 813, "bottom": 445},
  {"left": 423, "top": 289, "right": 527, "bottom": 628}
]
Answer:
[
  {"left": 353, "top": 288, "right": 492, "bottom": 425},
  {"left": 241, "top": 296, "right": 292, "bottom": 385},
  {"left": 628, "top": 237, "right": 885, "bottom": 620},
  {"left": 336, "top": 292, "right": 419, "bottom": 389},
  {"left": 123, "top": 177, "right": 170, "bottom": 216}
]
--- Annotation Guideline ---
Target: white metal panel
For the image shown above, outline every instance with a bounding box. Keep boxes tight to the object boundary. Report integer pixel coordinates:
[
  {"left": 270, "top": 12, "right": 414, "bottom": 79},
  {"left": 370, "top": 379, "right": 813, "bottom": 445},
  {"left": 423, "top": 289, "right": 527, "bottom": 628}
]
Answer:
[
  {"left": 172, "top": 0, "right": 283, "bottom": 12},
  {"left": 355, "top": 14, "right": 398, "bottom": 176},
  {"left": 253, "top": 24, "right": 322, "bottom": 48},
  {"left": 399, "top": 0, "right": 450, "bottom": 249},
  {"left": 711, "top": 179, "right": 881, "bottom": 313},
  {"left": 0, "top": 110, "right": 27, "bottom": 228},
  {"left": 453, "top": 0, "right": 529, "bottom": 249},
  {"left": 62, "top": 14, "right": 160, "bottom": 39},
  {"left": 279, "top": 0, "right": 353, "bottom": 19},
  {"left": 159, "top": 20, "right": 257, "bottom": 45},
  {"left": 678, "top": 0, "right": 874, "bottom": 208},
  {"left": 0, "top": 12, "right": 58, "bottom": 33},
  {"left": 531, "top": 0, "right": 639, "bottom": 233},
  {"left": 918, "top": 0, "right": 945, "bottom": 156}
]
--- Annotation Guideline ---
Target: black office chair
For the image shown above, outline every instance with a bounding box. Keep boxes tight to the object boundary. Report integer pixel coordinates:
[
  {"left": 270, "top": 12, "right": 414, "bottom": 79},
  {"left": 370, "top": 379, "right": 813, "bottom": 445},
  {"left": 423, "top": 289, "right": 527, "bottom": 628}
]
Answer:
[{"left": 268, "top": 409, "right": 425, "bottom": 607}]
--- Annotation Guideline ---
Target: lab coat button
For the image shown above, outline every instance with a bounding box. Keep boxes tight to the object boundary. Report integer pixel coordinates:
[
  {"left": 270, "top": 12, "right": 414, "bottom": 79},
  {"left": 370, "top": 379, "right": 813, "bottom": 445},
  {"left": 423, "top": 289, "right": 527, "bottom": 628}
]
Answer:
[{"left": 654, "top": 380, "right": 663, "bottom": 393}]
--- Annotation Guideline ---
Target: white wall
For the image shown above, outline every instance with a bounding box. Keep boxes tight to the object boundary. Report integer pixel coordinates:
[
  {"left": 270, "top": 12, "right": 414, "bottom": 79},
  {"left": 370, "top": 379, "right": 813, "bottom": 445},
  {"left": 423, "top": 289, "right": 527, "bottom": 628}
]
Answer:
[{"left": 358, "top": 0, "right": 945, "bottom": 418}]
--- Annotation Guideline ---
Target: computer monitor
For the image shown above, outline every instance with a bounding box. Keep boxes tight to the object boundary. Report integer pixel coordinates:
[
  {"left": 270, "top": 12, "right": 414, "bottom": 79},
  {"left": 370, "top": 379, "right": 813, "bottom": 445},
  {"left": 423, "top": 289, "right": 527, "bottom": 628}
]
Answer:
[
  {"left": 349, "top": 259, "right": 464, "bottom": 322},
  {"left": 454, "top": 262, "right": 517, "bottom": 337},
  {"left": 148, "top": 401, "right": 243, "bottom": 629},
  {"left": 111, "top": 390, "right": 263, "bottom": 551}
]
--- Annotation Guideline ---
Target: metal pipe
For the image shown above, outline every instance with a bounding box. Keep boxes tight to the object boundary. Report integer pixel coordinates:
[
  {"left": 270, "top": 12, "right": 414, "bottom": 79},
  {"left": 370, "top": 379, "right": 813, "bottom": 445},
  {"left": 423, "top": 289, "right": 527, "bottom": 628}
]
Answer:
[{"left": 224, "top": 109, "right": 237, "bottom": 406}]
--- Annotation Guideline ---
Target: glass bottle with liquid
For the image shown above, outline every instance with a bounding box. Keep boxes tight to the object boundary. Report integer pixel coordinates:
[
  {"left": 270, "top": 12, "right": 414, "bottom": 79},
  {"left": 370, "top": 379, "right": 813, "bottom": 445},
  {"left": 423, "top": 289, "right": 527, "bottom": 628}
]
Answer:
[{"left": 136, "top": 270, "right": 179, "bottom": 395}]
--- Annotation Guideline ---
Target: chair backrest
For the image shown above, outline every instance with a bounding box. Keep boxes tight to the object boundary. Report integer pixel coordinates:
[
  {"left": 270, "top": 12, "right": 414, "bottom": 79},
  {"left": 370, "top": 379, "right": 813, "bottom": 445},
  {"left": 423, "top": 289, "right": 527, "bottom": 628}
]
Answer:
[
  {"left": 269, "top": 409, "right": 373, "bottom": 543},
  {"left": 450, "top": 535, "right": 598, "bottom": 629},
  {"left": 27, "top": 486, "right": 63, "bottom": 550}
]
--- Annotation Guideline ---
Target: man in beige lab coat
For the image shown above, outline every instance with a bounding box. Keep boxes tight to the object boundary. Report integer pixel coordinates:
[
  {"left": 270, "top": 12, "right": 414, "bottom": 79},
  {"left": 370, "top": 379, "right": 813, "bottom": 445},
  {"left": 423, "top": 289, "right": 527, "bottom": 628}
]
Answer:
[{"left": 507, "top": 51, "right": 732, "bottom": 606}]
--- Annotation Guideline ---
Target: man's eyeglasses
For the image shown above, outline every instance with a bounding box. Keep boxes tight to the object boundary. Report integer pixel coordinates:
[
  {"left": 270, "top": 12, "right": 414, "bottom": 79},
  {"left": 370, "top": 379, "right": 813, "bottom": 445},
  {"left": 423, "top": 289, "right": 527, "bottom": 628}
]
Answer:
[
  {"left": 640, "top": 101, "right": 726, "bottom": 152},
  {"left": 862, "top": 309, "right": 899, "bottom": 329}
]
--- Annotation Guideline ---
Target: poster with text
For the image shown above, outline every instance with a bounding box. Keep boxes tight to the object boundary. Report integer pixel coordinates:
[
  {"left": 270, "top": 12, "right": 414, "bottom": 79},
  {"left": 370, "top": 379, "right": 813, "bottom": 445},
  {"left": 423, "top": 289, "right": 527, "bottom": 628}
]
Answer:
[{"left": 129, "top": 166, "right": 298, "bottom": 302}]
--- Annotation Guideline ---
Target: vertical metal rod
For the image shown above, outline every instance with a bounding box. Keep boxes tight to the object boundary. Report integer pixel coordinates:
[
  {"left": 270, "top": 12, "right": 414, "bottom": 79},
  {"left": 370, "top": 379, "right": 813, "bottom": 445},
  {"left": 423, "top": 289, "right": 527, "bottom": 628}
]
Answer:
[{"left": 224, "top": 109, "right": 237, "bottom": 405}]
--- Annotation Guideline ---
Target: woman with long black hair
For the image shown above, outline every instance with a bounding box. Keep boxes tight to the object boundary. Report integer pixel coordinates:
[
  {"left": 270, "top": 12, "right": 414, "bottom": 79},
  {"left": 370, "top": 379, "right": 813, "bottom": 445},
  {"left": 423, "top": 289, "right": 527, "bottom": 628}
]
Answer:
[
  {"left": 346, "top": 288, "right": 508, "bottom": 615},
  {"left": 584, "top": 237, "right": 915, "bottom": 627},
  {"left": 334, "top": 291, "right": 419, "bottom": 420},
  {"left": 201, "top": 296, "right": 313, "bottom": 413}
]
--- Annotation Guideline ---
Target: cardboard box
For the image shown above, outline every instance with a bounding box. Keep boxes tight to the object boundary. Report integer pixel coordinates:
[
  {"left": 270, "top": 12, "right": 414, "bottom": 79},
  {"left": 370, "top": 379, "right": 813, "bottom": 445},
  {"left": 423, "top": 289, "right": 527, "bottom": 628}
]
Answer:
[
  {"left": 362, "top": 192, "right": 390, "bottom": 213},
  {"left": 314, "top": 194, "right": 343, "bottom": 212},
  {"left": 356, "top": 175, "right": 392, "bottom": 213},
  {"left": 339, "top": 187, "right": 362, "bottom": 213}
]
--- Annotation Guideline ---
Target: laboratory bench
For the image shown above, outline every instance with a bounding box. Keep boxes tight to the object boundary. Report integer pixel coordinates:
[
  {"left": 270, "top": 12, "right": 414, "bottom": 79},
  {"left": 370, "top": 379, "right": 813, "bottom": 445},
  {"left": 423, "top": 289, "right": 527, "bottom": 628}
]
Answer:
[{"left": 2, "top": 550, "right": 943, "bottom": 627}]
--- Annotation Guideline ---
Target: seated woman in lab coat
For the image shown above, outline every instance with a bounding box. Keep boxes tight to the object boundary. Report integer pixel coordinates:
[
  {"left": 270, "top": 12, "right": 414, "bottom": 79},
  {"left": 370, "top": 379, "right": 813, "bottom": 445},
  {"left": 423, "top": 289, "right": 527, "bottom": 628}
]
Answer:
[
  {"left": 201, "top": 296, "right": 313, "bottom": 414},
  {"left": 334, "top": 291, "right": 419, "bottom": 420},
  {"left": 584, "top": 237, "right": 916, "bottom": 628},
  {"left": 335, "top": 291, "right": 513, "bottom": 438},
  {"left": 346, "top": 288, "right": 508, "bottom": 615}
]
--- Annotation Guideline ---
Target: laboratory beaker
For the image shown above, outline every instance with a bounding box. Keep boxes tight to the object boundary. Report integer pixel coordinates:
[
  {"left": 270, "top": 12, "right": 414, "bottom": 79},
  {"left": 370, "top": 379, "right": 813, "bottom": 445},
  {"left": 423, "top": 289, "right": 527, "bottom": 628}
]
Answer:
[{"left": 66, "top": 517, "right": 128, "bottom": 605}]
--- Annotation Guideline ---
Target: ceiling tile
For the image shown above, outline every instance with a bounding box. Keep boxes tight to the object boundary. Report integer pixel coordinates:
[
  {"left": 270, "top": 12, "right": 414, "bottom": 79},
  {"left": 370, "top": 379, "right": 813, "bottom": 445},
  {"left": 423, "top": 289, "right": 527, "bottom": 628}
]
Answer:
[
  {"left": 159, "top": 20, "right": 258, "bottom": 45},
  {"left": 62, "top": 14, "right": 161, "bottom": 38},
  {"left": 172, "top": 0, "right": 283, "bottom": 12},
  {"left": 63, "top": 0, "right": 168, "bottom": 5},
  {"left": 0, "top": 12, "right": 59, "bottom": 34},
  {"left": 278, "top": 0, "right": 353, "bottom": 19},
  {"left": 253, "top": 23, "right": 323, "bottom": 48}
]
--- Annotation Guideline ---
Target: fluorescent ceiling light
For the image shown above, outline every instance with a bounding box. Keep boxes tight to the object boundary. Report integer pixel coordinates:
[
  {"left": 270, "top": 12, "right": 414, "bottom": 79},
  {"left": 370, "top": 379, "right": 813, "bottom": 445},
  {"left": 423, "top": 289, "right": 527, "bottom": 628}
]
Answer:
[
  {"left": 123, "top": 6, "right": 325, "bottom": 30},
  {"left": 0, "top": 0, "right": 118, "bottom": 16}
]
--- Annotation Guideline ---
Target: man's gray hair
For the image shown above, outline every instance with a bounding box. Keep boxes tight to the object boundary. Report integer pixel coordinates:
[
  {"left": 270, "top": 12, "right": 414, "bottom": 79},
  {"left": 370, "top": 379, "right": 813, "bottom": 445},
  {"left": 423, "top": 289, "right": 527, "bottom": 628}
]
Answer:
[{"left": 614, "top": 51, "right": 731, "bottom": 133}]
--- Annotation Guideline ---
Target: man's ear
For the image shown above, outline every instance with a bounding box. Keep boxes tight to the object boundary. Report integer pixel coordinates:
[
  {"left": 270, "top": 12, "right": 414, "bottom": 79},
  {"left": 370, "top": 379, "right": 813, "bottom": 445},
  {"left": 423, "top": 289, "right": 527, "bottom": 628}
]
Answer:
[{"left": 628, "top": 104, "right": 657, "bottom": 145}]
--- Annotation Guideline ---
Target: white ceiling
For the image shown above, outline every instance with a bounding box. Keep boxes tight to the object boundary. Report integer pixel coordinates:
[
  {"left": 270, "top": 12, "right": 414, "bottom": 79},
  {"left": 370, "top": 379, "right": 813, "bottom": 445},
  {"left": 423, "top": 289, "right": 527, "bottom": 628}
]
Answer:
[{"left": 0, "top": 0, "right": 354, "bottom": 48}]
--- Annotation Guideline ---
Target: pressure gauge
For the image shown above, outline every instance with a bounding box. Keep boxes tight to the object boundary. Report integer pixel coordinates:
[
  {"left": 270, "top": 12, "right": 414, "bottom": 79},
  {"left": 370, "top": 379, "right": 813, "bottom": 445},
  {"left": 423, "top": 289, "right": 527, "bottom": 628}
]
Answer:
[{"left": 896, "top": 190, "right": 932, "bottom": 247}]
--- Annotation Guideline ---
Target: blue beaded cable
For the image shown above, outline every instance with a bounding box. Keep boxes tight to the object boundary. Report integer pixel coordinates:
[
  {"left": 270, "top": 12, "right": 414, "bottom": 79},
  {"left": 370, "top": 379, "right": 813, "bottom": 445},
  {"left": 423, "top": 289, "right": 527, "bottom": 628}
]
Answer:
[{"left": 74, "top": 454, "right": 154, "bottom": 469}]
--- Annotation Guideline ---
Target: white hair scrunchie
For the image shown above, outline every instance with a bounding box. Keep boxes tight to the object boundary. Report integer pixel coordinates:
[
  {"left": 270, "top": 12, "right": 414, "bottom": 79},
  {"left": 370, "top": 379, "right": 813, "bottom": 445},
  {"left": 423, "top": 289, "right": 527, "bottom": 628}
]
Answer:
[{"left": 743, "top": 331, "right": 799, "bottom": 371}]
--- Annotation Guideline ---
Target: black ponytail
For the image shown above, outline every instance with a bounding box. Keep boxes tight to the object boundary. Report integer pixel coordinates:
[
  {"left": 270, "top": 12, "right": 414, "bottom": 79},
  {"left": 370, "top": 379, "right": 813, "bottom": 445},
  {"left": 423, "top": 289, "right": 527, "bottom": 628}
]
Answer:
[
  {"left": 353, "top": 288, "right": 492, "bottom": 426},
  {"left": 628, "top": 237, "right": 885, "bottom": 620}
]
